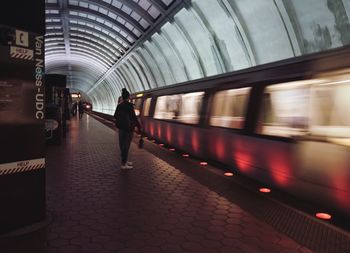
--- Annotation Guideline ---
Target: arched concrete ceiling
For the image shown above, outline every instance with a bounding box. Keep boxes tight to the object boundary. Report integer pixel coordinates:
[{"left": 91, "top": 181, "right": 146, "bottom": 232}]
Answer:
[
  {"left": 45, "top": 0, "right": 350, "bottom": 115},
  {"left": 45, "top": 0, "right": 183, "bottom": 97}
]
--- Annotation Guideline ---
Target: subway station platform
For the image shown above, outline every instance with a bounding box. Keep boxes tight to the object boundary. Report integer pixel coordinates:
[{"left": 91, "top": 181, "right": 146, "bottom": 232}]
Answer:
[{"left": 1, "top": 114, "right": 350, "bottom": 253}]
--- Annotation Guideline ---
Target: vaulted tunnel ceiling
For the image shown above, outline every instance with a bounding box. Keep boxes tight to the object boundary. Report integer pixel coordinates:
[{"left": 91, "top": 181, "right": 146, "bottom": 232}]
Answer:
[
  {"left": 45, "top": 0, "right": 350, "bottom": 115},
  {"left": 45, "top": 0, "right": 182, "bottom": 98}
]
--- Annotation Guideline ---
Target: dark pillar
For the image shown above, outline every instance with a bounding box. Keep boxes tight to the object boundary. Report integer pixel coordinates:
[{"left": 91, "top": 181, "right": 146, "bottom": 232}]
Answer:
[{"left": 0, "top": 1, "right": 45, "bottom": 234}]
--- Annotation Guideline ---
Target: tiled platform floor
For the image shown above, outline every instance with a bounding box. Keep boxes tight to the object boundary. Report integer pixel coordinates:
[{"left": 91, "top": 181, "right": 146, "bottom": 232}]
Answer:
[{"left": 1, "top": 114, "right": 349, "bottom": 253}]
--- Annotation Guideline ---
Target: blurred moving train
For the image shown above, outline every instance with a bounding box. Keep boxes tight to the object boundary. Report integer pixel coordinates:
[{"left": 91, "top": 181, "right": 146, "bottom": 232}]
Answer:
[{"left": 127, "top": 47, "right": 350, "bottom": 217}]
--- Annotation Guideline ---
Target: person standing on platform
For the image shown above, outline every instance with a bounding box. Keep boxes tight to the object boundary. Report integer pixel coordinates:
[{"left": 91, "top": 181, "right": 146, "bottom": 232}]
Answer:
[
  {"left": 78, "top": 101, "right": 84, "bottom": 119},
  {"left": 114, "top": 88, "right": 142, "bottom": 170},
  {"left": 72, "top": 102, "right": 77, "bottom": 116}
]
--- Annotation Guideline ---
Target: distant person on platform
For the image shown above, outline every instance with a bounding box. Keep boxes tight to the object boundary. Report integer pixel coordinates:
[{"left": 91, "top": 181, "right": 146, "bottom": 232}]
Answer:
[
  {"left": 72, "top": 102, "right": 77, "bottom": 116},
  {"left": 78, "top": 101, "right": 84, "bottom": 119},
  {"left": 114, "top": 88, "right": 142, "bottom": 170}
]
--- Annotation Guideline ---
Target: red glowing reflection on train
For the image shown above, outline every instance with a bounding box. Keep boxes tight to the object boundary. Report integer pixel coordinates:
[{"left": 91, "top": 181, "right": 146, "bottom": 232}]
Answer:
[
  {"left": 270, "top": 166, "right": 291, "bottom": 186},
  {"left": 232, "top": 138, "right": 255, "bottom": 173},
  {"left": 214, "top": 137, "right": 226, "bottom": 160},
  {"left": 191, "top": 130, "right": 200, "bottom": 153},
  {"left": 266, "top": 147, "right": 292, "bottom": 187},
  {"left": 166, "top": 125, "right": 172, "bottom": 143},
  {"left": 234, "top": 152, "right": 252, "bottom": 172},
  {"left": 149, "top": 122, "right": 155, "bottom": 136},
  {"left": 157, "top": 123, "right": 162, "bottom": 138}
]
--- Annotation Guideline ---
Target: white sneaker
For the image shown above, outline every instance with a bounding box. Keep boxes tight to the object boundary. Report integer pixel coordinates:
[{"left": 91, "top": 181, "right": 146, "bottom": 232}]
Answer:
[
  {"left": 121, "top": 164, "right": 133, "bottom": 170},
  {"left": 127, "top": 161, "right": 133, "bottom": 166}
]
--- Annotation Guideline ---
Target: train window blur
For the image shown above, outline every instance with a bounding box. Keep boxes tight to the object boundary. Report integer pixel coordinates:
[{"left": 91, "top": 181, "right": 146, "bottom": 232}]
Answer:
[
  {"left": 180, "top": 92, "right": 204, "bottom": 124},
  {"left": 259, "top": 81, "right": 312, "bottom": 137},
  {"left": 259, "top": 71, "right": 350, "bottom": 142},
  {"left": 310, "top": 71, "right": 350, "bottom": 144},
  {"left": 132, "top": 98, "right": 142, "bottom": 116},
  {"left": 143, "top": 98, "right": 152, "bottom": 117},
  {"left": 210, "top": 87, "right": 251, "bottom": 129},
  {"left": 154, "top": 91, "right": 204, "bottom": 124}
]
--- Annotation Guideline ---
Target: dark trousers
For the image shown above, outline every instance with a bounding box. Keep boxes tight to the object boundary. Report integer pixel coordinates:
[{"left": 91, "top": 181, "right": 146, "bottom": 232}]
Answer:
[{"left": 119, "top": 129, "right": 133, "bottom": 165}]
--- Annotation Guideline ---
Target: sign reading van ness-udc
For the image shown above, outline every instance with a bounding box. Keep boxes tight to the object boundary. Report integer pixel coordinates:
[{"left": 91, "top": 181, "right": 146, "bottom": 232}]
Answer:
[
  {"left": 0, "top": 7, "right": 46, "bottom": 232},
  {"left": 0, "top": 25, "right": 45, "bottom": 175}
]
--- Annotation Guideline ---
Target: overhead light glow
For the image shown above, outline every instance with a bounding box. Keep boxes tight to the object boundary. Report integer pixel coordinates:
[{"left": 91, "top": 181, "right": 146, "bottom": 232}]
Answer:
[
  {"left": 224, "top": 172, "right": 233, "bottom": 177},
  {"left": 200, "top": 162, "right": 207, "bottom": 166},
  {"left": 137, "top": 93, "right": 144, "bottom": 97}
]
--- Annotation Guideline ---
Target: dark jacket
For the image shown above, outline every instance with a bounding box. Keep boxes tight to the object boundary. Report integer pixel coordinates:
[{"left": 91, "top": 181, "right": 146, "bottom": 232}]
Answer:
[
  {"left": 114, "top": 100, "right": 140, "bottom": 132},
  {"left": 78, "top": 102, "right": 84, "bottom": 112}
]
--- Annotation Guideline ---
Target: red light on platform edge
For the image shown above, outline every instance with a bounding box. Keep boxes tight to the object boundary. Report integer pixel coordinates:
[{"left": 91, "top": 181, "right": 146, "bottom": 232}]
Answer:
[
  {"left": 316, "top": 213, "right": 331, "bottom": 220},
  {"left": 224, "top": 172, "right": 233, "bottom": 177},
  {"left": 259, "top": 188, "right": 271, "bottom": 193},
  {"left": 159, "top": 143, "right": 164, "bottom": 146},
  {"left": 200, "top": 162, "right": 208, "bottom": 166},
  {"left": 169, "top": 148, "right": 175, "bottom": 151},
  {"left": 182, "top": 154, "right": 189, "bottom": 157}
]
